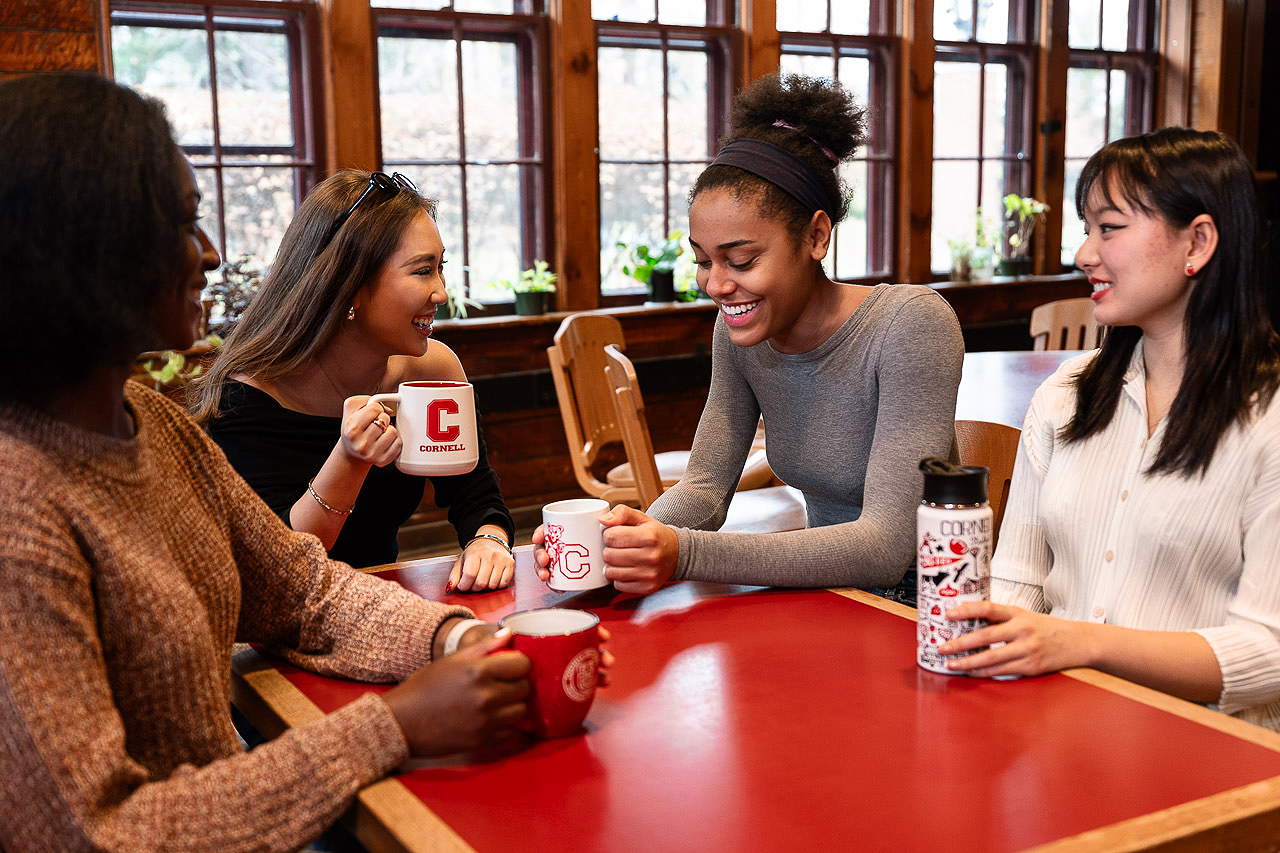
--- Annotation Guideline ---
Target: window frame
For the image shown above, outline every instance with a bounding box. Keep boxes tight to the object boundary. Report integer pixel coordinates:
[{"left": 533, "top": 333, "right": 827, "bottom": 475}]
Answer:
[
  {"left": 1057, "top": 0, "right": 1158, "bottom": 269},
  {"left": 592, "top": 4, "right": 737, "bottom": 306},
  {"left": 779, "top": 29, "right": 898, "bottom": 284},
  {"left": 929, "top": 0, "right": 1039, "bottom": 276},
  {"left": 373, "top": 4, "right": 550, "bottom": 314},
  {"left": 109, "top": 0, "right": 324, "bottom": 265}
]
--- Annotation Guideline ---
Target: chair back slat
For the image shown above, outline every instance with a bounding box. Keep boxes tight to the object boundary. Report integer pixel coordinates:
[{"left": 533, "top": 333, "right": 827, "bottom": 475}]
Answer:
[
  {"left": 1030, "top": 297, "right": 1103, "bottom": 351},
  {"left": 953, "top": 419, "right": 1022, "bottom": 547},
  {"left": 603, "top": 344, "right": 665, "bottom": 511},
  {"left": 548, "top": 314, "right": 633, "bottom": 500}
]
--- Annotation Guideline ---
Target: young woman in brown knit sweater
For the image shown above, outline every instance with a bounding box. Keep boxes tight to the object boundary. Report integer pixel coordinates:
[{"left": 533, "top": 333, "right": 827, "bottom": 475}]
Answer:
[{"left": 0, "top": 73, "right": 533, "bottom": 851}]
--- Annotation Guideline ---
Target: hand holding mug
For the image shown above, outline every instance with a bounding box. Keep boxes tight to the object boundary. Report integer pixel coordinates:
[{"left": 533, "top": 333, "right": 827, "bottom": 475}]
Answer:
[
  {"left": 382, "top": 630, "right": 530, "bottom": 756},
  {"left": 339, "top": 395, "right": 401, "bottom": 468},
  {"left": 599, "top": 505, "right": 679, "bottom": 595}
]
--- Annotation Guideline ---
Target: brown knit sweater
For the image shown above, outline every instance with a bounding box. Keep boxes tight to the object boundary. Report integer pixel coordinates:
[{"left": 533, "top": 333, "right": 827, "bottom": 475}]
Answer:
[{"left": 0, "top": 382, "right": 472, "bottom": 852}]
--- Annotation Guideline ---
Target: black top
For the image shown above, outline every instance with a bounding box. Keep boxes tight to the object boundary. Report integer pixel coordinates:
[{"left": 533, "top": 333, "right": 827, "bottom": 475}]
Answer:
[{"left": 207, "top": 380, "right": 514, "bottom": 568}]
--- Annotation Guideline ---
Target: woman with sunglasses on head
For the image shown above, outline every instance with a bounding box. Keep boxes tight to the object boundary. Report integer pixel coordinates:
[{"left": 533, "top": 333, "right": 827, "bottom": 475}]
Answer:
[
  {"left": 535, "top": 73, "right": 963, "bottom": 600},
  {"left": 939, "top": 129, "right": 1280, "bottom": 730},
  {"left": 191, "top": 170, "right": 516, "bottom": 591},
  {"left": 0, "top": 73, "right": 535, "bottom": 851}
]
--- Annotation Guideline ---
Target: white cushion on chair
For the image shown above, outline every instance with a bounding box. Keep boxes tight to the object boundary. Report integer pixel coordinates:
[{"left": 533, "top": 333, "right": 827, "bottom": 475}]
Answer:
[{"left": 607, "top": 451, "right": 691, "bottom": 489}]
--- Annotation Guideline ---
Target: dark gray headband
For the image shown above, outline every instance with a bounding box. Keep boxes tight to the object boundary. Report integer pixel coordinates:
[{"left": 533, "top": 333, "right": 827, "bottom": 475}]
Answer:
[{"left": 708, "top": 137, "right": 838, "bottom": 216}]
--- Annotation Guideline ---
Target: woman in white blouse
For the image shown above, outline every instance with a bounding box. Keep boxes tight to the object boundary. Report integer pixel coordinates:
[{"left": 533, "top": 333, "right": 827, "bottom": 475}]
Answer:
[{"left": 940, "top": 128, "right": 1280, "bottom": 730}]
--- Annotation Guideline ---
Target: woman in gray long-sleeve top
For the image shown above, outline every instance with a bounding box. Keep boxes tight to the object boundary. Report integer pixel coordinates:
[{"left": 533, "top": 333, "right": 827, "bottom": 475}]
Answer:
[{"left": 536, "top": 73, "right": 963, "bottom": 603}]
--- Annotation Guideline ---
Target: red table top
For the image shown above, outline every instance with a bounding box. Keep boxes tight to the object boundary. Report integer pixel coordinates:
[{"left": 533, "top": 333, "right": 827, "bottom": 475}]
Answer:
[{"left": 272, "top": 561, "right": 1280, "bottom": 851}]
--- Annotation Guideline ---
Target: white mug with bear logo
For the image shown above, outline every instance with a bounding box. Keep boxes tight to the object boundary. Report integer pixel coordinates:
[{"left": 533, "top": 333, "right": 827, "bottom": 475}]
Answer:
[
  {"left": 542, "top": 498, "right": 609, "bottom": 591},
  {"left": 368, "top": 381, "right": 478, "bottom": 477}
]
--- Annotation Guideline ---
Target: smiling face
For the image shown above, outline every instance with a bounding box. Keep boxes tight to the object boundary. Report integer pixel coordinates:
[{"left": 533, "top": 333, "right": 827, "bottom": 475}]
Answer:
[
  {"left": 688, "top": 187, "right": 830, "bottom": 349},
  {"left": 1075, "top": 181, "right": 1215, "bottom": 337},
  {"left": 153, "top": 158, "right": 220, "bottom": 351},
  {"left": 352, "top": 210, "right": 448, "bottom": 357}
]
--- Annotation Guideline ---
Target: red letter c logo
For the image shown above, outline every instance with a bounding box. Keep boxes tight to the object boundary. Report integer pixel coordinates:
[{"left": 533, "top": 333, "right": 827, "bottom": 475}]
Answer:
[{"left": 426, "top": 399, "right": 460, "bottom": 442}]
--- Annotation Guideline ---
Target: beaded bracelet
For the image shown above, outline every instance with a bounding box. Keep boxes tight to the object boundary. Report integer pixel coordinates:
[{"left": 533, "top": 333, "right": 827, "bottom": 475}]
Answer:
[
  {"left": 466, "top": 532, "right": 512, "bottom": 555},
  {"left": 306, "top": 478, "right": 353, "bottom": 516}
]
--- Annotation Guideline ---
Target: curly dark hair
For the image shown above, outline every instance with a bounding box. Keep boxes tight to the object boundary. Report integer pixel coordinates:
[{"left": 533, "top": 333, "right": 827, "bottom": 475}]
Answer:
[
  {"left": 0, "top": 73, "right": 184, "bottom": 400},
  {"left": 691, "top": 72, "right": 867, "bottom": 234}
]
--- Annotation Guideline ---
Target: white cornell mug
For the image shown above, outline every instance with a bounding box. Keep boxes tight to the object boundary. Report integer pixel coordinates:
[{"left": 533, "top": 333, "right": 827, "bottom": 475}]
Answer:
[
  {"left": 368, "top": 381, "right": 478, "bottom": 477},
  {"left": 542, "top": 498, "right": 610, "bottom": 591}
]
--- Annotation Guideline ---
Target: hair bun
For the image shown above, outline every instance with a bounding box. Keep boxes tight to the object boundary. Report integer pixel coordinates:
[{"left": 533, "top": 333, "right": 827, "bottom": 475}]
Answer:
[{"left": 730, "top": 72, "right": 866, "bottom": 167}]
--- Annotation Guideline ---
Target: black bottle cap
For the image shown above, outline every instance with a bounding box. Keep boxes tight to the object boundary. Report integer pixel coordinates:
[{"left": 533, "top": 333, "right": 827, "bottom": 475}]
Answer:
[{"left": 919, "top": 457, "right": 989, "bottom": 506}]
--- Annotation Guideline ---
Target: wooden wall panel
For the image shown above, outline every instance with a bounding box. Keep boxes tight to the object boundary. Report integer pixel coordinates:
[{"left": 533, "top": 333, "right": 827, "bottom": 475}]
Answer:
[
  {"left": 547, "top": 0, "right": 600, "bottom": 312},
  {"left": 740, "top": 0, "right": 779, "bottom": 88},
  {"left": 0, "top": 0, "right": 102, "bottom": 76},
  {"left": 320, "top": 0, "right": 379, "bottom": 172},
  {"left": 0, "top": 0, "right": 96, "bottom": 30},
  {"left": 895, "top": 0, "right": 935, "bottom": 283},
  {"left": 1032, "top": 0, "right": 1069, "bottom": 274}
]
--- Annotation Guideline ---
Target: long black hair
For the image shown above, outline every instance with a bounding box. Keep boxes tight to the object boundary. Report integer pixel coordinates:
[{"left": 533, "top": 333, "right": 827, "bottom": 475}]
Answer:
[
  {"left": 1062, "top": 127, "right": 1280, "bottom": 476},
  {"left": 691, "top": 72, "right": 866, "bottom": 235},
  {"left": 0, "top": 73, "right": 185, "bottom": 401}
]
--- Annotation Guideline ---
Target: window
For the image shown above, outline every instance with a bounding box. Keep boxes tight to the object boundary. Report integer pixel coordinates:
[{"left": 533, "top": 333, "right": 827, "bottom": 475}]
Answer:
[
  {"left": 594, "top": 2, "right": 735, "bottom": 293},
  {"left": 110, "top": 2, "right": 320, "bottom": 269},
  {"left": 375, "top": 2, "right": 546, "bottom": 305},
  {"left": 930, "top": 0, "right": 1035, "bottom": 272},
  {"left": 779, "top": 0, "right": 896, "bottom": 282},
  {"left": 1060, "top": 0, "right": 1156, "bottom": 266}
]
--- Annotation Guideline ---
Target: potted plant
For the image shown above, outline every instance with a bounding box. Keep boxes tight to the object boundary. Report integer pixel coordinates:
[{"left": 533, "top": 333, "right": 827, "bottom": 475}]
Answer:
[
  {"left": 998, "top": 193, "right": 1048, "bottom": 277},
  {"left": 496, "top": 260, "right": 557, "bottom": 315},
  {"left": 947, "top": 210, "right": 997, "bottom": 281},
  {"left": 618, "top": 231, "right": 684, "bottom": 302},
  {"left": 438, "top": 280, "right": 484, "bottom": 320}
]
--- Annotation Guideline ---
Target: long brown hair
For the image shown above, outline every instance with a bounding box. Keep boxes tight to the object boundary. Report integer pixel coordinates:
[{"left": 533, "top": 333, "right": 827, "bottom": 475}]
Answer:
[
  {"left": 1061, "top": 128, "right": 1280, "bottom": 476},
  {"left": 189, "top": 170, "right": 436, "bottom": 423}
]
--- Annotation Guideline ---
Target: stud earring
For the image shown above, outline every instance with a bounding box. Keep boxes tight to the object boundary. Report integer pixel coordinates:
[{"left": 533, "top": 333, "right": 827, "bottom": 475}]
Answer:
[
  {"left": 1185, "top": 263, "right": 1196, "bottom": 276},
  {"left": 346, "top": 305, "right": 356, "bottom": 320}
]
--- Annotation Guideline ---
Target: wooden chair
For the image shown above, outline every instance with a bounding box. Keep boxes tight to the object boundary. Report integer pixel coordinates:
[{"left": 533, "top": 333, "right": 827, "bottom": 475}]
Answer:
[
  {"left": 604, "top": 344, "right": 807, "bottom": 533},
  {"left": 548, "top": 313, "right": 773, "bottom": 505},
  {"left": 953, "top": 420, "right": 1022, "bottom": 546},
  {"left": 1029, "top": 297, "right": 1103, "bottom": 351}
]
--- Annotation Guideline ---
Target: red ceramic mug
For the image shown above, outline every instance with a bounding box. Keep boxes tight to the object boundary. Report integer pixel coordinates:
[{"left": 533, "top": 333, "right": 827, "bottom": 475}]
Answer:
[{"left": 499, "top": 608, "right": 601, "bottom": 738}]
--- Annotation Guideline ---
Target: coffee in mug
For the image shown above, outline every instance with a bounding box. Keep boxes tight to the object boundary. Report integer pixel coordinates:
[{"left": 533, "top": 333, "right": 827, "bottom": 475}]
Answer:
[
  {"left": 369, "top": 381, "right": 478, "bottom": 477},
  {"left": 499, "top": 608, "right": 601, "bottom": 738},
  {"left": 542, "top": 498, "right": 609, "bottom": 591}
]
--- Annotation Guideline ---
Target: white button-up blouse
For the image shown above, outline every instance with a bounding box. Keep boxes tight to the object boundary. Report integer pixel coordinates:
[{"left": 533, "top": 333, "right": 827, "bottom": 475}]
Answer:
[{"left": 992, "top": 344, "right": 1280, "bottom": 731}]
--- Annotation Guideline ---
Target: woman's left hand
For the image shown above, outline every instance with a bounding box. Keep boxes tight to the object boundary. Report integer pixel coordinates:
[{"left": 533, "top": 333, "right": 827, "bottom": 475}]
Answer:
[
  {"left": 939, "top": 601, "right": 1096, "bottom": 677},
  {"left": 448, "top": 537, "right": 516, "bottom": 592}
]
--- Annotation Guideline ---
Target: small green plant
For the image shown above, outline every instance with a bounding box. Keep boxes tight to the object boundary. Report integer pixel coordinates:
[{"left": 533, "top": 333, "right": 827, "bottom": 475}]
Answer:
[
  {"left": 1002, "top": 194, "right": 1048, "bottom": 259},
  {"left": 519, "top": 259, "right": 558, "bottom": 292},
  {"left": 495, "top": 259, "right": 558, "bottom": 294},
  {"left": 618, "top": 231, "right": 684, "bottom": 285},
  {"left": 144, "top": 351, "right": 198, "bottom": 385},
  {"left": 443, "top": 281, "right": 484, "bottom": 319}
]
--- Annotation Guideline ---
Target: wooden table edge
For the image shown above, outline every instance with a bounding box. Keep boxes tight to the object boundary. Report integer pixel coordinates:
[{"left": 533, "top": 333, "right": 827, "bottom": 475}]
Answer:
[
  {"left": 230, "top": 646, "right": 472, "bottom": 853},
  {"left": 825, "top": 587, "right": 1280, "bottom": 851}
]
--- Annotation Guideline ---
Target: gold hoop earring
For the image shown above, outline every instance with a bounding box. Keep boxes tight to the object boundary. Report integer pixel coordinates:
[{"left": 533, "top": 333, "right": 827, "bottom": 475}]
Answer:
[{"left": 346, "top": 305, "right": 356, "bottom": 320}]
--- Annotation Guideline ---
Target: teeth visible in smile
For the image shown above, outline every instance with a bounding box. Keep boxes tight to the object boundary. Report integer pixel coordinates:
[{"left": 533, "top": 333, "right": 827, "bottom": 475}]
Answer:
[
  {"left": 412, "top": 315, "right": 433, "bottom": 329},
  {"left": 721, "top": 301, "right": 760, "bottom": 317},
  {"left": 1092, "top": 281, "right": 1112, "bottom": 293}
]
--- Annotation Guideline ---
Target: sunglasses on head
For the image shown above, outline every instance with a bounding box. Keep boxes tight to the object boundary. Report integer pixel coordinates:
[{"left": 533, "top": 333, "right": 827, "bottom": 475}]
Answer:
[{"left": 319, "top": 171, "right": 418, "bottom": 251}]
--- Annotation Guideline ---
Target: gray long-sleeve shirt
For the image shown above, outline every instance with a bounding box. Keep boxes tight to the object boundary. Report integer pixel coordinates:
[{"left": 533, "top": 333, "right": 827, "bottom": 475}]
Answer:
[{"left": 648, "top": 283, "right": 963, "bottom": 588}]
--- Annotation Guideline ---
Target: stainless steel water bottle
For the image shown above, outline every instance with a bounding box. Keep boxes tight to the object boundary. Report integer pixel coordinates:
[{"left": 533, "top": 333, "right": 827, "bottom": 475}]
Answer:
[{"left": 916, "top": 457, "right": 993, "bottom": 674}]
